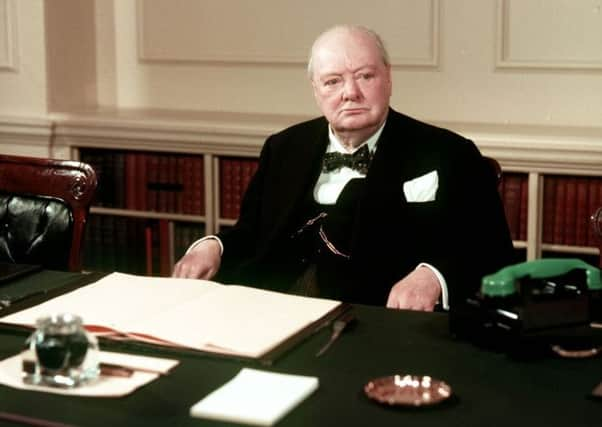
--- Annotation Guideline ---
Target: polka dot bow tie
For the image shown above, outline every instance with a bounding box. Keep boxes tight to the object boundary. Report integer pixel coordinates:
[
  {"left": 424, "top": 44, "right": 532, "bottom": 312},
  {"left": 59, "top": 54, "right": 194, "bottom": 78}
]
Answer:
[{"left": 321, "top": 144, "right": 373, "bottom": 174}]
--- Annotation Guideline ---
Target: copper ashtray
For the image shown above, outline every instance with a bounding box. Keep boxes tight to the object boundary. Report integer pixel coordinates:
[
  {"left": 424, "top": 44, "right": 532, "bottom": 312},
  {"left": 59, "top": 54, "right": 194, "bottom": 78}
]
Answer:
[{"left": 364, "top": 374, "right": 452, "bottom": 407}]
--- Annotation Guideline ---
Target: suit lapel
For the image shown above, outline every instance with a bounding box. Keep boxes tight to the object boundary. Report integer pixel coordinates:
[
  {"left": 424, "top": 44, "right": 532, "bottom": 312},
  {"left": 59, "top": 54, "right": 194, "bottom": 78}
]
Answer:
[{"left": 264, "top": 119, "right": 329, "bottom": 246}]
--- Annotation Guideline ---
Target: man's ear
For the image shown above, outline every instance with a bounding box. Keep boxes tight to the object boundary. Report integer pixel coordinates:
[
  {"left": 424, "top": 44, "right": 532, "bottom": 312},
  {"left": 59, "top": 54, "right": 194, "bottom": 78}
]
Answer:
[
  {"left": 385, "top": 65, "right": 393, "bottom": 96},
  {"left": 385, "top": 64, "right": 393, "bottom": 98}
]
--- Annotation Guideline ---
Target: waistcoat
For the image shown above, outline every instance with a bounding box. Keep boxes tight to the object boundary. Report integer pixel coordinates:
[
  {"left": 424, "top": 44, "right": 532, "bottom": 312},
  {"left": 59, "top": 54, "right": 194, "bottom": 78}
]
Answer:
[{"left": 290, "top": 178, "right": 366, "bottom": 299}]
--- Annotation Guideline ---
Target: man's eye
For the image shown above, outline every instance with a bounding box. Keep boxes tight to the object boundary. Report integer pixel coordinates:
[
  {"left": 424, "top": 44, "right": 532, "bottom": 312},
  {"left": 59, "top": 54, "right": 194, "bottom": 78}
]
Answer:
[
  {"left": 324, "top": 78, "right": 341, "bottom": 87},
  {"left": 358, "top": 73, "right": 374, "bottom": 80}
]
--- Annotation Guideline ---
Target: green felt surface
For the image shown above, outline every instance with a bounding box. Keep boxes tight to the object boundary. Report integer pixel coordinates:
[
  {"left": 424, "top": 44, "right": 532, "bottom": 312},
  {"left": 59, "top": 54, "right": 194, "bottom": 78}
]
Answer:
[{"left": 0, "top": 271, "right": 599, "bottom": 427}]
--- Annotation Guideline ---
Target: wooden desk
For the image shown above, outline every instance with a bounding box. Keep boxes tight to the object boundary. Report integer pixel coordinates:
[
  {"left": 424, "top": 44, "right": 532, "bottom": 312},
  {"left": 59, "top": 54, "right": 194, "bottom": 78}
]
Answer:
[{"left": 0, "top": 270, "right": 600, "bottom": 427}]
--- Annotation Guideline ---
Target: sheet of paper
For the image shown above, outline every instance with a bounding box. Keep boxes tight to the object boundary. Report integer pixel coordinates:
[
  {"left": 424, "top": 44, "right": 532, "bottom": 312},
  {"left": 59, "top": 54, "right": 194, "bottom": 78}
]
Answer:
[
  {"left": 190, "top": 368, "right": 319, "bottom": 426},
  {"left": 0, "top": 272, "right": 341, "bottom": 358},
  {"left": 0, "top": 351, "right": 179, "bottom": 397}
]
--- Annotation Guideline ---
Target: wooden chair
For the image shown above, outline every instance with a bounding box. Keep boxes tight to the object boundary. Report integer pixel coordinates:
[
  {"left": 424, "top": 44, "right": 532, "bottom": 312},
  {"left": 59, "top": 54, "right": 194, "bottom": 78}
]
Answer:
[
  {"left": 591, "top": 207, "right": 602, "bottom": 267},
  {"left": 0, "top": 154, "right": 97, "bottom": 271}
]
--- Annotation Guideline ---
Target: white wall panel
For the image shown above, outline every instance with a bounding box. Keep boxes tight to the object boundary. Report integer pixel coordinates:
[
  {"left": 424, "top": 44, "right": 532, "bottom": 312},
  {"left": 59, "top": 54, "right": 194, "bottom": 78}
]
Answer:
[
  {"left": 0, "top": 0, "right": 47, "bottom": 116},
  {"left": 0, "top": 0, "right": 17, "bottom": 70},
  {"left": 137, "top": 0, "right": 440, "bottom": 67},
  {"left": 497, "top": 0, "right": 602, "bottom": 69}
]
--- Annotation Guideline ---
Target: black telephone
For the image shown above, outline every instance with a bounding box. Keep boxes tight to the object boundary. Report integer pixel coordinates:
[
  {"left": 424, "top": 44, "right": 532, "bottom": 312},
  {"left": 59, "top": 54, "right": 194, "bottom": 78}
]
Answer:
[{"left": 450, "top": 258, "right": 602, "bottom": 358}]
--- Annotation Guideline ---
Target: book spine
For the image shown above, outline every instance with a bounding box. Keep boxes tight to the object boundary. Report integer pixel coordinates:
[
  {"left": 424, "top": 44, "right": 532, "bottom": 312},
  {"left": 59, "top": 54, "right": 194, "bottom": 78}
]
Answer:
[
  {"left": 518, "top": 175, "right": 528, "bottom": 241},
  {"left": 103, "top": 152, "right": 116, "bottom": 208},
  {"left": 176, "top": 156, "right": 185, "bottom": 214},
  {"left": 232, "top": 159, "right": 242, "bottom": 219},
  {"left": 192, "top": 156, "right": 204, "bottom": 215},
  {"left": 113, "top": 152, "right": 126, "bottom": 209},
  {"left": 575, "top": 177, "right": 589, "bottom": 247},
  {"left": 182, "top": 156, "right": 193, "bottom": 214},
  {"left": 125, "top": 152, "right": 138, "bottom": 210},
  {"left": 136, "top": 153, "right": 148, "bottom": 211},
  {"left": 220, "top": 158, "right": 233, "bottom": 219},
  {"left": 147, "top": 154, "right": 159, "bottom": 212},
  {"left": 563, "top": 177, "right": 577, "bottom": 246},
  {"left": 157, "top": 155, "right": 169, "bottom": 213},
  {"left": 553, "top": 177, "right": 567, "bottom": 245},
  {"left": 241, "top": 158, "right": 259, "bottom": 210},
  {"left": 542, "top": 176, "right": 556, "bottom": 244}
]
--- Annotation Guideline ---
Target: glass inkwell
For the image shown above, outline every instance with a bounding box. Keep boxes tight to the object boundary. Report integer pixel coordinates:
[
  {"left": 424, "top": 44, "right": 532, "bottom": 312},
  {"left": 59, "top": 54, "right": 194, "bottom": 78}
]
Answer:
[{"left": 22, "top": 313, "right": 100, "bottom": 388}]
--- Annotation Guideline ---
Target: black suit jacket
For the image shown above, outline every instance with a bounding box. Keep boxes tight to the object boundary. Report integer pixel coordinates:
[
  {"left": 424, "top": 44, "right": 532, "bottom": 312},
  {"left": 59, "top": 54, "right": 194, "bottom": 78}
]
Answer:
[{"left": 217, "top": 109, "right": 515, "bottom": 306}]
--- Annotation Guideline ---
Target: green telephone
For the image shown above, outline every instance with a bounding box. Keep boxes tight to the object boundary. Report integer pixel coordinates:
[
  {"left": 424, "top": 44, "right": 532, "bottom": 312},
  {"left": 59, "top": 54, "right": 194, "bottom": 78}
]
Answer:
[
  {"left": 481, "top": 258, "right": 602, "bottom": 297},
  {"left": 450, "top": 258, "right": 602, "bottom": 358}
]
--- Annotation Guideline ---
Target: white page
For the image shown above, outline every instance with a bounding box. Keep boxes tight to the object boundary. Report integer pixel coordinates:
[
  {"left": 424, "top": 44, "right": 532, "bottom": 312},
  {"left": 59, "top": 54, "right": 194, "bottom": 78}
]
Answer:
[
  {"left": 1, "top": 273, "right": 221, "bottom": 332},
  {"left": 130, "top": 284, "right": 340, "bottom": 357},
  {"left": 0, "top": 272, "right": 341, "bottom": 358}
]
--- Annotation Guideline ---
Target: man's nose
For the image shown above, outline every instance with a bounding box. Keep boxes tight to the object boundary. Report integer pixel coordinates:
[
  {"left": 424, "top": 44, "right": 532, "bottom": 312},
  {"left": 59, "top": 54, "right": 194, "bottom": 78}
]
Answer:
[{"left": 342, "top": 78, "right": 362, "bottom": 101}]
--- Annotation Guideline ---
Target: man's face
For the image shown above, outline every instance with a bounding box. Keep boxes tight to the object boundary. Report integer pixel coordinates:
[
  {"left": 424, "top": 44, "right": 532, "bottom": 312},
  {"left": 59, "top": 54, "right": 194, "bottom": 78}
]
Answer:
[{"left": 311, "top": 30, "right": 392, "bottom": 140}]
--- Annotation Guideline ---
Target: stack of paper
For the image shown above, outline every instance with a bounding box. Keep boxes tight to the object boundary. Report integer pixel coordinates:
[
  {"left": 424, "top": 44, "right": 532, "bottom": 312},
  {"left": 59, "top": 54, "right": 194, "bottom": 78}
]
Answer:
[
  {"left": 0, "top": 272, "right": 342, "bottom": 360},
  {"left": 190, "top": 368, "right": 319, "bottom": 426}
]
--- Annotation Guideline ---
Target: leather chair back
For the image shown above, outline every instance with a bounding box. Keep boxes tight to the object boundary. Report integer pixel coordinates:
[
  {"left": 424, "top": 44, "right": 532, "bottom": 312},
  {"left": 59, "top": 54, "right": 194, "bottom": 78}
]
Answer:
[
  {"left": 484, "top": 156, "right": 502, "bottom": 187},
  {"left": 0, "top": 155, "right": 97, "bottom": 271}
]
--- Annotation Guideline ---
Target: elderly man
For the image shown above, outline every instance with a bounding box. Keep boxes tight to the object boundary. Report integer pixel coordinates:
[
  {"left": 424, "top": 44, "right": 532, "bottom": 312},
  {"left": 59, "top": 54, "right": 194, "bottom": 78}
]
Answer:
[{"left": 173, "top": 25, "right": 514, "bottom": 311}]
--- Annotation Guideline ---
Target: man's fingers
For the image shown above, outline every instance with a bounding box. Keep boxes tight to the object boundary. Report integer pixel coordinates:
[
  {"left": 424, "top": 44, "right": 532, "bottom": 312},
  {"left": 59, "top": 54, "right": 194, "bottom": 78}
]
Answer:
[{"left": 386, "top": 288, "right": 436, "bottom": 311}]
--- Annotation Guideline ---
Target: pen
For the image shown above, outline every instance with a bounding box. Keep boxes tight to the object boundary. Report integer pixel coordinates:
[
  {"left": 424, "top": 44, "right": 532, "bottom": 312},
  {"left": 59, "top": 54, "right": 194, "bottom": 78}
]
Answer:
[
  {"left": 0, "top": 411, "right": 77, "bottom": 427},
  {"left": 99, "top": 362, "right": 168, "bottom": 376},
  {"left": 316, "top": 311, "right": 356, "bottom": 357},
  {"left": 22, "top": 360, "right": 167, "bottom": 378}
]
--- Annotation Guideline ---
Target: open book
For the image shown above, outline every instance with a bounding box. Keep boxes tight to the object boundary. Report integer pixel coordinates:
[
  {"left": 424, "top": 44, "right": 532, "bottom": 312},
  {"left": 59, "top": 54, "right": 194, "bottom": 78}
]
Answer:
[{"left": 0, "top": 272, "right": 345, "bottom": 362}]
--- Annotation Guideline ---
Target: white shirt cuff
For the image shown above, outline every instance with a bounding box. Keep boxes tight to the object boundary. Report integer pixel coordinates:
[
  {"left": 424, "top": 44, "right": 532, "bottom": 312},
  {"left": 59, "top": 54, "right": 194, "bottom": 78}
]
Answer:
[
  {"left": 186, "top": 235, "right": 224, "bottom": 256},
  {"left": 416, "top": 262, "right": 449, "bottom": 310}
]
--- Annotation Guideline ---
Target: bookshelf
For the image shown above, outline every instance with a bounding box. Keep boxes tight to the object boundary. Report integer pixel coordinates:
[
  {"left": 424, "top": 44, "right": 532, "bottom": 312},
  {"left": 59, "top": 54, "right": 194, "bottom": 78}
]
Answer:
[
  {"left": 213, "top": 156, "right": 259, "bottom": 231},
  {"left": 538, "top": 174, "right": 602, "bottom": 266},
  {"left": 7, "top": 109, "right": 594, "bottom": 273},
  {"left": 76, "top": 148, "right": 207, "bottom": 276},
  {"left": 76, "top": 151, "right": 601, "bottom": 274}
]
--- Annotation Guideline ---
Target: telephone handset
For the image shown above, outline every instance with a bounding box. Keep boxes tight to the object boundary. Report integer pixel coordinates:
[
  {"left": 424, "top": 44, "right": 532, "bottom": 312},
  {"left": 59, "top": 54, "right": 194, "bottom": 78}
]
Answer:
[{"left": 481, "top": 258, "right": 602, "bottom": 297}]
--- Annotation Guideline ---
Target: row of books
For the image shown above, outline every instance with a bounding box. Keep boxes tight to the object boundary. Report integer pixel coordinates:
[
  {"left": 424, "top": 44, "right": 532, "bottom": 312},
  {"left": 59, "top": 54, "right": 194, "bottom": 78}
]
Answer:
[
  {"left": 541, "top": 175, "right": 602, "bottom": 247},
  {"left": 82, "top": 215, "right": 205, "bottom": 276},
  {"left": 80, "top": 147, "right": 601, "bottom": 276},
  {"left": 219, "top": 157, "right": 259, "bottom": 219},
  {"left": 499, "top": 173, "right": 602, "bottom": 247},
  {"left": 499, "top": 173, "right": 528, "bottom": 242},
  {"left": 80, "top": 149, "right": 205, "bottom": 215}
]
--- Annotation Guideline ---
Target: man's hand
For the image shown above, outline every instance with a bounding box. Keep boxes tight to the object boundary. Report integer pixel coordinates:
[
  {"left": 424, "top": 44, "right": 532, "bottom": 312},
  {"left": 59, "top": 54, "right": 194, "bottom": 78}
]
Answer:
[
  {"left": 172, "top": 239, "right": 221, "bottom": 280},
  {"left": 386, "top": 266, "right": 441, "bottom": 311}
]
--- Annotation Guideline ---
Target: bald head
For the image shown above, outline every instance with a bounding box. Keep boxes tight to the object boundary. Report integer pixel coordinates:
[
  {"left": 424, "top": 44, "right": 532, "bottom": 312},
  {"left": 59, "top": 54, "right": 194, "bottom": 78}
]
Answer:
[{"left": 307, "top": 25, "right": 390, "bottom": 80}]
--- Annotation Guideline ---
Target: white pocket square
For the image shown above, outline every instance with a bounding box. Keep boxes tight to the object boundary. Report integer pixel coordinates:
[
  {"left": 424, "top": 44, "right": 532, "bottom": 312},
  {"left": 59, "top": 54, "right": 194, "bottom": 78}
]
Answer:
[{"left": 403, "top": 170, "right": 438, "bottom": 202}]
